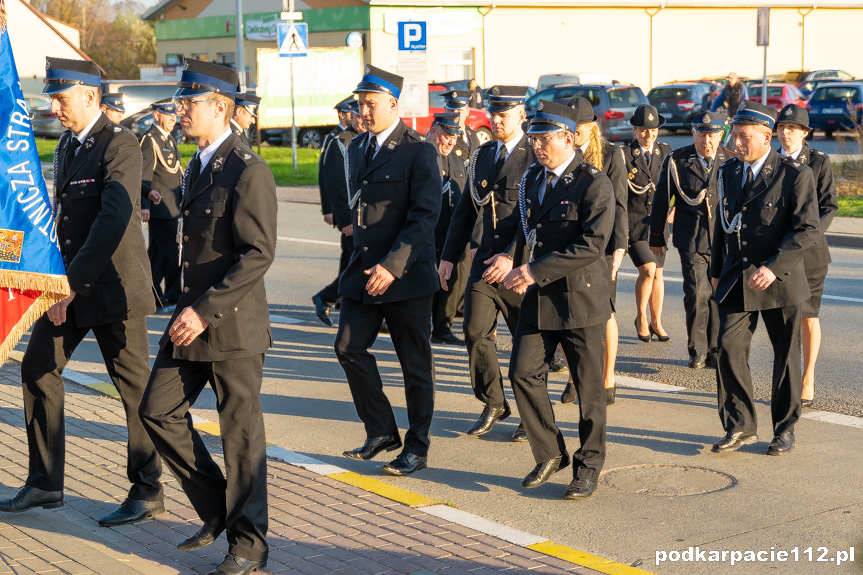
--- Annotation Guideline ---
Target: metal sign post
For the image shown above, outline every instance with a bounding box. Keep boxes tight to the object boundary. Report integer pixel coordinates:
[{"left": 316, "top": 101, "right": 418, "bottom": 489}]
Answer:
[
  {"left": 396, "top": 22, "right": 429, "bottom": 130},
  {"left": 278, "top": 0, "right": 306, "bottom": 170},
  {"left": 757, "top": 8, "right": 770, "bottom": 106},
  {"left": 235, "top": 0, "right": 245, "bottom": 90}
]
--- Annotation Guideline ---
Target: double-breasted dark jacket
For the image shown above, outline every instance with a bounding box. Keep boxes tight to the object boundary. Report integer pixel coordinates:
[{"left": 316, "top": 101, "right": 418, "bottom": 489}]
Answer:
[
  {"left": 165, "top": 132, "right": 277, "bottom": 361},
  {"left": 621, "top": 140, "right": 672, "bottom": 243},
  {"left": 55, "top": 113, "right": 155, "bottom": 327},
  {"left": 710, "top": 149, "right": 820, "bottom": 311},
  {"left": 340, "top": 120, "right": 441, "bottom": 303},
  {"left": 140, "top": 125, "right": 182, "bottom": 219},
  {"left": 508, "top": 156, "right": 615, "bottom": 331}
]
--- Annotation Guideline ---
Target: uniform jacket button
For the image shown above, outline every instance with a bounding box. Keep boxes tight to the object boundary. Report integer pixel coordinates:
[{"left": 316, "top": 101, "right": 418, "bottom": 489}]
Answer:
[
  {"left": 493, "top": 234, "right": 499, "bottom": 239},
  {"left": 362, "top": 180, "right": 368, "bottom": 185},
  {"left": 742, "top": 257, "right": 748, "bottom": 262},
  {"left": 184, "top": 210, "right": 190, "bottom": 216},
  {"left": 65, "top": 239, "right": 71, "bottom": 245},
  {"left": 84, "top": 283, "right": 90, "bottom": 288},
  {"left": 741, "top": 206, "right": 747, "bottom": 212},
  {"left": 586, "top": 283, "right": 591, "bottom": 288},
  {"left": 361, "top": 225, "right": 367, "bottom": 229},
  {"left": 741, "top": 241, "right": 747, "bottom": 246},
  {"left": 61, "top": 193, "right": 67, "bottom": 198},
  {"left": 493, "top": 184, "right": 499, "bottom": 189},
  {"left": 741, "top": 224, "right": 747, "bottom": 229},
  {"left": 214, "top": 313, "right": 222, "bottom": 319},
  {"left": 183, "top": 287, "right": 190, "bottom": 293},
  {"left": 361, "top": 202, "right": 367, "bottom": 207},
  {"left": 536, "top": 223, "right": 542, "bottom": 229},
  {"left": 205, "top": 208, "right": 211, "bottom": 214},
  {"left": 537, "top": 241, "right": 543, "bottom": 247},
  {"left": 183, "top": 235, "right": 189, "bottom": 241},
  {"left": 362, "top": 246, "right": 368, "bottom": 252},
  {"left": 233, "top": 307, "right": 238, "bottom": 312},
  {"left": 184, "top": 262, "right": 190, "bottom": 268},
  {"left": 63, "top": 216, "right": 69, "bottom": 221}
]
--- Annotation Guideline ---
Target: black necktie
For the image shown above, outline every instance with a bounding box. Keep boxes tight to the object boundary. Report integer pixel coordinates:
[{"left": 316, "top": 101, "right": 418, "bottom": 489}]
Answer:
[
  {"left": 365, "top": 136, "right": 377, "bottom": 165},
  {"left": 64, "top": 137, "right": 80, "bottom": 172},
  {"left": 184, "top": 154, "right": 200, "bottom": 197},
  {"left": 645, "top": 149, "right": 652, "bottom": 168},
  {"left": 539, "top": 171, "right": 554, "bottom": 205},
  {"left": 495, "top": 144, "right": 506, "bottom": 173},
  {"left": 743, "top": 166, "right": 754, "bottom": 194},
  {"left": 705, "top": 157, "right": 713, "bottom": 171}
]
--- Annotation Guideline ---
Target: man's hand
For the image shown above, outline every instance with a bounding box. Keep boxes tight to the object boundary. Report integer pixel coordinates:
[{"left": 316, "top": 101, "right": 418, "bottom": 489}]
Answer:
[
  {"left": 481, "top": 254, "right": 513, "bottom": 284},
  {"left": 711, "top": 277, "right": 719, "bottom": 289},
  {"left": 323, "top": 213, "right": 334, "bottom": 226},
  {"left": 141, "top": 209, "right": 151, "bottom": 223},
  {"left": 148, "top": 190, "right": 162, "bottom": 205},
  {"left": 748, "top": 265, "right": 777, "bottom": 291},
  {"left": 438, "top": 260, "right": 454, "bottom": 291},
  {"left": 169, "top": 306, "right": 209, "bottom": 346},
  {"left": 47, "top": 290, "right": 76, "bottom": 326},
  {"left": 611, "top": 249, "right": 625, "bottom": 282},
  {"left": 503, "top": 265, "right": 536, "bottom": 295},
  {"left": 341, "top": 224, "right": 354, "bottom": 237},
  {"left": 649, "top": 245, "right": 666, "bottom": 258},
  {"left": 364, "top": 264, "right": 395, "bottom": 296}
]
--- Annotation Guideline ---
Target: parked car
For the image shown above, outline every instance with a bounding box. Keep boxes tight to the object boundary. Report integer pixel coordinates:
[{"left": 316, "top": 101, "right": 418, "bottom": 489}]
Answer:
[
  {"left": 525, "top": 83, "right": 649, "bottom": 142},
  {"left": 30, "top": 105, "right": 65, "bottom": 138},
  {"left": 100, "top": 80, "right": 179, "bottom": 119},
  {"left": 400, "top": 84, "right": 493, "bottom": 143},
  {"left": 23, "top": 93, "right": 51, "bottom": 113},
  {"left": 806, "top": 82, "right": 863, "bottom": 137},
  {"left": 782, "top": 69, "right": 855, "bottom": 96},
  {"left": 121, "top": 109, "right": 187, "bottom": 144},
  {"left": 536, "top": 73, "right": 618, "bottom": 91},
  {"left": 746, "top": 83, "right": 807, "bottom": 110},
  {"left": 647, "top": 82, "right": 713, "bottom": 131}
]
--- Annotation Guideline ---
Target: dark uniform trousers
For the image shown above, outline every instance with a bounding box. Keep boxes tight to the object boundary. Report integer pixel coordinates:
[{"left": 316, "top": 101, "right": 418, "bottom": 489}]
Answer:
[
  {"left": 712, "top": 150, "right": 819, "bottom": 438},
  {"left": 148, "top": 218, "right": 181, "bottom": 305},
  {"left": 139, "top": 133, "right": 277, "bottom": 564},
  {"left": 652, "top": 145, "right": 728, "bottom": 358},
  {"left": 23, "top": 114, "right": 161, "bottom": 501},
  {"left": 141, "top": 348, "right": 268, "bottom": 562},
  {"left": 317, "top": 233, "right": 353, "bottom": 307},
  {"left": 432, "top": 246, "right": 469, "bottom": 336},
  {"left": 22, "top": 310, "right": 161, "bottom": 499},
  {"left": 440, "top": 136, "right": 535, "bottom": 408},
  {"left": 335, "top": 121, "right": 442, "bottom": 458},
  {"left": 507, "top": 159, "right": 614, "bottom": 482}
]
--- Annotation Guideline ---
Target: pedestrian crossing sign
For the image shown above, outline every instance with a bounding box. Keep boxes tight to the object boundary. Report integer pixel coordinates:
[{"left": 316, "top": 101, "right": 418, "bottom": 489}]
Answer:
[{"left": 278, "top": 22, "right": 308, "bottom": 58}]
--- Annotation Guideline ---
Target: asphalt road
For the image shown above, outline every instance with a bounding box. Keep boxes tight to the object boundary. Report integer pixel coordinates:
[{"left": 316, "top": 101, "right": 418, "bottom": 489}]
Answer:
[{"left": 657, "top": 129, "right": 861, "bottom": 158}]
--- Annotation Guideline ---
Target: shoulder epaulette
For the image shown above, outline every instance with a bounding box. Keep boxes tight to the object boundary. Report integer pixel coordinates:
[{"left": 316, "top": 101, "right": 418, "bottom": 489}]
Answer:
[{"left": 233, "top": 146, "right": 261, "bottom": 164}]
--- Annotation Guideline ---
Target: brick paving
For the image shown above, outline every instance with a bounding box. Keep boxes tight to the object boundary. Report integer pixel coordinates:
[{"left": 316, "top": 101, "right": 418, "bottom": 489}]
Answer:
[{"left": 0, "top": 362, "right": 602, "bottom": 574}]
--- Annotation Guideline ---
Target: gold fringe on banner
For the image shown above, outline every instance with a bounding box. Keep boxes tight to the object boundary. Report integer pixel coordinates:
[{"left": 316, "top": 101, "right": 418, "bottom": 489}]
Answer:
[{"left": 0, "top": 270, "right": 70, "bottom": 365}]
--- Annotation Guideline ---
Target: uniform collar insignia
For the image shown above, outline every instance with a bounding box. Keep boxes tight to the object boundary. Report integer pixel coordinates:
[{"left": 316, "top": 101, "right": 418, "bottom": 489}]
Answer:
[
  {"left": 387, "top": 141, "right": 397, "bottom": 150},
  {"left": 564, "top": 173, "right": 574, "bottom": 183},
  {"left": 634, "top": 148, "right": 641, "bottom": 156},
  {"left": 647, "top": 112, "right": 654, "bottom": 121},
  {"left": 703, "top": 113, "right": 711, "bottom": 123},
  {"left": 84, "top": 135, "right": 96, "bottom": 150},
  {"left": 799, "top": 154, "right": 807, "bottom": 163},
  {"left": 243, "top": 152, "right": 251, "bottom": 160},
  {"left": 762, "top": 164, "right": 773, "bottom": 177},
  {"left": 114, "top": 126, "right": 122, "bottom": 133},
  {"left": 212, "top": 156, "right": 225, "bottom": 172}
]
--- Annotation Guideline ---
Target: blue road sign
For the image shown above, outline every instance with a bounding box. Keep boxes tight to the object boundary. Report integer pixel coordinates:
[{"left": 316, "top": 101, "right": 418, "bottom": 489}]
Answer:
[
  {"left": 398, "top": 22, "right": 426, "bottom": 51},
  {"left": 278, "top": 22, "right": 308, "bottom": 58}
]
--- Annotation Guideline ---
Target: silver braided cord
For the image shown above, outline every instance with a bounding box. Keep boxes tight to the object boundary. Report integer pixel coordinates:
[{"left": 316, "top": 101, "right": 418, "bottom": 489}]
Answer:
[
  {"left": 442, "top": 178, "right": 453, "bottom": 207},
  {"left": 627, "top": 179, "right": 655, "bottom": 195},
  {"left": 669, "top": 156, "right": 708, "bottom": 207},
  {"left": 339, "top": 139, "right": 360, "bottom": 209},
  {"left": 717, "top": 169, "right": 742, "bottom": 236},
  {"left": 518, "top": 169, "right": 537, "bottom": 262},
  {"left": 468, "top": 146, "right": 493, "bottom": 206},
  {"left": 150, "top": 136, "right": 182, "bottom": 174}
]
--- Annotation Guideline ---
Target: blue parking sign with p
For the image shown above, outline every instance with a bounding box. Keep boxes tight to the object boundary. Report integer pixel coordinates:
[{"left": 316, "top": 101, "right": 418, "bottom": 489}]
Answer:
[{"left": 398, "top": 22, "right": 426, "bottom": 51}]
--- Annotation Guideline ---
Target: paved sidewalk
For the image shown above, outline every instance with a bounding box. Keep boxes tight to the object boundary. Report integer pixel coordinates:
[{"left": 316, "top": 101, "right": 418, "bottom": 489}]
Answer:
[{"left": 0, "top": 361, "right": 603, "bottom": 575}]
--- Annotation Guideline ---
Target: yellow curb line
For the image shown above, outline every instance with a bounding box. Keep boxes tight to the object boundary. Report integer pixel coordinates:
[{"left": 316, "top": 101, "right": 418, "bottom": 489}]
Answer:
[
  {"left": 30, "top": 359, "right": 654, "bottom": 575},
  {"left": 529, "top": 541, "right": 654, "bottom": 574},
  {"left": 326, "top": 471, "right": 440, "bottom": 508}
]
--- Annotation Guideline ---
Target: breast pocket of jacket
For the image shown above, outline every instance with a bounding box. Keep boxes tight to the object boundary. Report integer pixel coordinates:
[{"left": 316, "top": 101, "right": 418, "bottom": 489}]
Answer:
[
  {"left": 64, "top": 183, "right": 100, "bottom": 213},
  {"left": 189, "top": 199, "right": 227, "bottom": 240},
  {"left": 549, "top": 204, "right": 579, "bottom": 223},
  {"left": 373, "top": 167, "right": 404, "bottom": 185},
  {"left": 755, "top": 196, "right": 784, "bottom": 226}
]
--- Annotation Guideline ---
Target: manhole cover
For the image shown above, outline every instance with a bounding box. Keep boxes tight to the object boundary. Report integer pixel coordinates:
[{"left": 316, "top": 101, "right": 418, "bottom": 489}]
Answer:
[{"left": 602, "top": 464, "right": 736, "bottom": 496}]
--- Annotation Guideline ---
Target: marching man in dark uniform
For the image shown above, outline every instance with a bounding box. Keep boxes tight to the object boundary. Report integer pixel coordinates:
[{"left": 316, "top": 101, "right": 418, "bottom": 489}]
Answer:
[
  {"left": 0, "top": 58, "right": 164, "bottom": 526},
  {"left": 140, "top": 99, "right": 184, "bottom": 313},
  {"left": 443, "top": 90, "right": 481, "bottom": 164},
  {"left": 429, "top": 112, "right": 468, "bottom": 345},
  {"left": 317, "top": 97, "right": 355, "bottom": 236},
  {"left": 99, "top": 92, "right": 125, "bottom": 123},
  {"left": 622, "top": 104, "right": 673, "bottom": 343},
  {"left": 313, "top": 98, "right": 364, "bottom": 326},
  {"left": 775, "top": 104, "right": 838, "bottom": 408},
  {"left": 499, "top": 100, "right": 614, "bottom": 499},
  {"left": 710, "top": 101, "right": 819, "bottom": 456},
  {"left": 230, "top": 91, "right": 259, "bottom": 147},
  {"left": 650, "top": 112, "right": 729, "bottom": 369},
  {"left": 138, "top": 60, "right": 277, "bottom": 575},
  {"left": 438, "top": 86, "right": 534, "bottom": 440},
  {"left": 334, "top": 66, "right": 441, "bottom": 476}
]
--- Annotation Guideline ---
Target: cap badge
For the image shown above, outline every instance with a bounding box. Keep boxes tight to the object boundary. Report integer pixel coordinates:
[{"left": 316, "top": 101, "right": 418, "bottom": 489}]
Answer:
[
  {"left": 785, "top": 108, "right": 793, "bottom": 116},
  {"left": 538, "top": 101, "right": 544, "bottom": 111},
  {"left": 647, "top": 113, "right": 654, "bottom": 122},
  {"left": 183, "top": 61, "right": 190, "bottom": 71},
  {"left": 45, "top": 61, "right": 51, "bottom": 71},
  {"left": 491, "top": 87, "right": 500, "bottom": 96},
  {"left": 738, "top": 102, "right": 746, "bottom": 112},
  {"left": 364, "top": 65, "right": 370, "bottom": 73},
  {"left": 703, "top": 113, "right": 711, "bottom": 124}
]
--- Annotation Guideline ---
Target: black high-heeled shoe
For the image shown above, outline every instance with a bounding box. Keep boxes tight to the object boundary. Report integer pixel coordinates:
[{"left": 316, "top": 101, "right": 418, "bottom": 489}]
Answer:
[
  {"left": 634, "top": 318, "right": 651, "bottom": 342},
  {"left": 648, "top": 322, "right": 671, "bottom": 343}
]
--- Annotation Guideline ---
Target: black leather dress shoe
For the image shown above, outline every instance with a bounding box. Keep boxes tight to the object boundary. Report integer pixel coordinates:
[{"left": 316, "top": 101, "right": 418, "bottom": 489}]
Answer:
[
  {"left": 560, "top": 381, "right": 576, "bottom": 404},
  {"left": 549, "top": 350, "right": 567, "bottom": 372},
  {"left": 705, "top": 351, "right": 718, "bottom": 368},
  {"left": 688, "top": 355, "right": 706, "bottom": 369},
  {"left": 343, "top": 434, "right": 402, "bottom": 460},
  {"left": 312, "top": 295, "right": 332, "bottom": 326},
  {"left": 177, "top": 516, "right": 226, "bottom": 550},
  {"left": 711, "top": 431, "right": 758, "bottom": 453},
  {"left": 766, "top": 431, "right": 795, "bottom": 456},
  {"left": 511, "top": 422, "right": 528, "bottom": 442},
  {"left": 98, "top": 498, "right": 165, "bottom": 526},
  {"left": 521, "top": 453, "right": 570, "bottom": 489},
  {"left": 206, "top": 553, "right": 267, "bottom": 575},
  {"left": 0, "top": 485, "right": 63, "bottom": 513},
  {"left": 466, "top": 402, "right": 511, "bottom": 436},
  {"left": 382, "top": 452, "right": 427, "bottom": 476},
  {"left": 430, "top": 331, "right": 464, "bottom": 345},
  {"left": 563, "top": 478, "right": 596, "bottom": 500},
  {"left": 606, "top": 387, "right": 616, "bottom": 405}
]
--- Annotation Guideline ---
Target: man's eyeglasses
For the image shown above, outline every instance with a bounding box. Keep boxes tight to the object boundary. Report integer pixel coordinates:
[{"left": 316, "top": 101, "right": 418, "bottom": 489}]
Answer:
[
  {"left": 528, "top": 133, "right": 561, "bottom": 146},
  {"left": 172, "top": 98, "right": 218, "bottom": 112}
]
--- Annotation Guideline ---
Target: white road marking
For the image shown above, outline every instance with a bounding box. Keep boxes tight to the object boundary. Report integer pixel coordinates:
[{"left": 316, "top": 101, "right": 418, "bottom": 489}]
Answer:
[
  {"left": 422, "top": 504, "right": 547, "bottom": 546},
  {"left": 277, "top": 236, "right": 341, "bottom": 247},
  {"left": 801, "top": 410, "right": 863, "bottom": 429}
]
